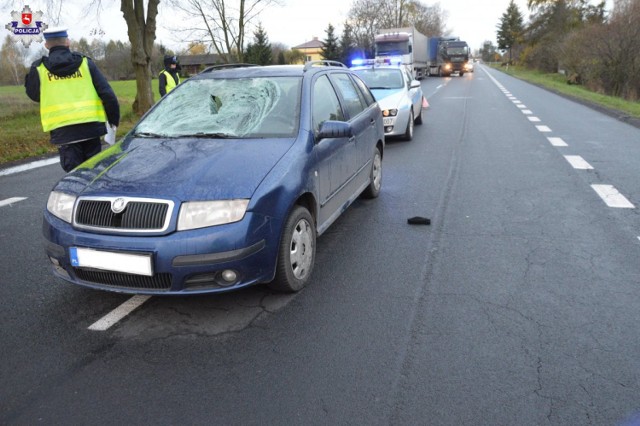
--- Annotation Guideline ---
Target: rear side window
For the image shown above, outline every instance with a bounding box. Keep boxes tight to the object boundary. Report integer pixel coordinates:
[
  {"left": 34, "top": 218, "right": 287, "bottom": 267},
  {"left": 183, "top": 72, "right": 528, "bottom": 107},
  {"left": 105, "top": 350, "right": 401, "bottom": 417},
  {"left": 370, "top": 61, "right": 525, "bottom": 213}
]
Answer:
[
  {"left": 351, "top": 74, "right": 376, "bottom": 106},
  {"left": 331, "top": 73, "right": 367, "bottom": 119},
  {"left": 312, "top": 75, "right": 345, "bottom": 133}
]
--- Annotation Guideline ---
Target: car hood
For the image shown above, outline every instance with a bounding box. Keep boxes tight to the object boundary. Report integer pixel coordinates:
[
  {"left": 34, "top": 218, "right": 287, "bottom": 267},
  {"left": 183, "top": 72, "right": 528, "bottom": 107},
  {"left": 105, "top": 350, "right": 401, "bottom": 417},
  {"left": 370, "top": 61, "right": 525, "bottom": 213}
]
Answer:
[
  {"left": 56, "top": 137, "right": 295, "bottom": 200},
  {"left": 372, "top": 90, "right": 405, "bottom": 109}
]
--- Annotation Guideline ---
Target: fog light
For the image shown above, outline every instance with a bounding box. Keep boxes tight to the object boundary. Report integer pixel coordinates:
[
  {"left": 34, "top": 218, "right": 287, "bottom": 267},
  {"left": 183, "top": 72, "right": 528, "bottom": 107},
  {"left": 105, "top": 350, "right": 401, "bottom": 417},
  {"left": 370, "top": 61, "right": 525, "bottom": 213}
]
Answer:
[
  {"left": 221, "top": 269, "right": 237, "bottom": 283},
  {"left": 385, "top": 126, "right": 394, "bottom": 133}
]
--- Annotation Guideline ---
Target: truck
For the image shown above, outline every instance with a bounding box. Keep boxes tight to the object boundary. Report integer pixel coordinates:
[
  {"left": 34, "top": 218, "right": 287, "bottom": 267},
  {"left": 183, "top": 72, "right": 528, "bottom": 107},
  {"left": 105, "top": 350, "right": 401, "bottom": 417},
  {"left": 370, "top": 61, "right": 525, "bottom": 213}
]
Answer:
[
  {"left": 427, "top": 37, "right": 470, "bottom": 77},
  {"left": 374, "top": 27, "right": 429, "bottom": 80}
]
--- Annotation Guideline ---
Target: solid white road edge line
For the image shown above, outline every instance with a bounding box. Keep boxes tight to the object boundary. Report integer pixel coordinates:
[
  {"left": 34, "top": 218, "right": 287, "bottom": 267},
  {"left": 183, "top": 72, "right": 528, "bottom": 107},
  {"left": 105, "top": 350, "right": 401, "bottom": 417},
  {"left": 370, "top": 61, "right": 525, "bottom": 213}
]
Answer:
[
  {"left": 591, "top": 184, "right": 635, "bottom": 208},
  {"left": 0, "top": 158, "right": 58, "bottom": 176},
  {"left": 88, "top": 295, "right": 152, "bottom": 331},
  {"left": 564, "top": 155, "right": 594, "bottom": 170},
  {"left": 0, "top": 197, "right": 28, "bottom": 207}
]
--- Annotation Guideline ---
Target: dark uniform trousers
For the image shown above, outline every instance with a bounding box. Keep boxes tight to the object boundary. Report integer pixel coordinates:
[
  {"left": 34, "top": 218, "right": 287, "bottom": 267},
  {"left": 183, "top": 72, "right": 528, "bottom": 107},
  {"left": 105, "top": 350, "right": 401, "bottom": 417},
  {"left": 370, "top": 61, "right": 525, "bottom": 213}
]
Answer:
[{"left": 58, "top": 137, "right": 102, "bottom": 172}]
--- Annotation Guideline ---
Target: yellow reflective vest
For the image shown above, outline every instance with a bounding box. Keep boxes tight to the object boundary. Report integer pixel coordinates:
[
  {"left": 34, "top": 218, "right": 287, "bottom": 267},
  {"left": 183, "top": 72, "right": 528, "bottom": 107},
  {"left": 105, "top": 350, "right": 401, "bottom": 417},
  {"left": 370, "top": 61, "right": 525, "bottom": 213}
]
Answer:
[
  {"left": 36, "top": 57, "right": 107, "bottom": 132},
  {"left": 160, "top": 69, "right": 180, "bottom": 93}
]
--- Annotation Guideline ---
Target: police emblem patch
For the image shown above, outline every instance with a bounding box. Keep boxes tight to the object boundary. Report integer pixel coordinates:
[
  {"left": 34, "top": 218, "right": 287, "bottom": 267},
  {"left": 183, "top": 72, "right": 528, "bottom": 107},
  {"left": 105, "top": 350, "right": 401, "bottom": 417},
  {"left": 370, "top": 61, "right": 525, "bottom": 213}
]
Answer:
[{"left": 5, "top": 5, "right": 48, "bottom": 47}]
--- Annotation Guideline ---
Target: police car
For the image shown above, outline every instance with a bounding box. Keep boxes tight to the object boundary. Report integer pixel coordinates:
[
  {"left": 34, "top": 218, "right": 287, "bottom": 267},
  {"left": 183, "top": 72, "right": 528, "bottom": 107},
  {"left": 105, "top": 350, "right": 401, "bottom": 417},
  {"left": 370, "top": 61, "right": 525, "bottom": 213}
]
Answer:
[{"left": 351, "top": 59, "right": 426, "bottom": 141}]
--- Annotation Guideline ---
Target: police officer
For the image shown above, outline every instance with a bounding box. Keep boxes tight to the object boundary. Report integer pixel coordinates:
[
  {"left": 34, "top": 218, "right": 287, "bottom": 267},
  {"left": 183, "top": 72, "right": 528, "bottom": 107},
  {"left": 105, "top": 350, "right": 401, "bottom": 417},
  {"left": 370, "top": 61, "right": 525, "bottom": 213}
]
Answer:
[
  {"left": 159, "top": 55, "right": 180, "bottom": 97},
  {"left": 25, "top": 27, "right": 120, "bottom": 172}
]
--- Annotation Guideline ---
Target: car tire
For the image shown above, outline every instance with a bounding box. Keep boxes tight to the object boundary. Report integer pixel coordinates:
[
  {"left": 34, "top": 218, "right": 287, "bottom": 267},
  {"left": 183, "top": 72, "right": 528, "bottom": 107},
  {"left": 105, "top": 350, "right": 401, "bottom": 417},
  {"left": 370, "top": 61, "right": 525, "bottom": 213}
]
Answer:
[
  {"left": 269, "top": 205, "right": 316, "bottom": 293},
  {"left": 415, "top": 100, "right": 423, "bottom": 125},
  {"left": 361, "top": 146, "right": 382, "bottom": 199},
  {"left": 403, "top": 110, "right": 414, "bottom": 141}
]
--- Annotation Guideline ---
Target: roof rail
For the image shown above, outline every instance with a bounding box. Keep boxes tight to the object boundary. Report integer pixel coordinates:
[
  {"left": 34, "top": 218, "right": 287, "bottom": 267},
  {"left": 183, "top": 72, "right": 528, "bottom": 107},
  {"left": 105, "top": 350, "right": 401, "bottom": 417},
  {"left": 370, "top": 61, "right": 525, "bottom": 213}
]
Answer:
[
  {"left": 303, "top": 60, "right": 347, "bottom": 72},
  {"left": 200, "top": 63, "right": 258, "bottom": 73}
]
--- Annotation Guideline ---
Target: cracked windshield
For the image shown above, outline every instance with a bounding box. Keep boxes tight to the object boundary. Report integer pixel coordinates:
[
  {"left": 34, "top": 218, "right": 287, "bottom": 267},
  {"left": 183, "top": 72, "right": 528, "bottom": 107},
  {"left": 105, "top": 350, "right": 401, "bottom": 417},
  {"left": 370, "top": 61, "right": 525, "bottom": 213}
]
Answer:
[{"left": 135, "top": 76, "right": 302, "bottom": 138}]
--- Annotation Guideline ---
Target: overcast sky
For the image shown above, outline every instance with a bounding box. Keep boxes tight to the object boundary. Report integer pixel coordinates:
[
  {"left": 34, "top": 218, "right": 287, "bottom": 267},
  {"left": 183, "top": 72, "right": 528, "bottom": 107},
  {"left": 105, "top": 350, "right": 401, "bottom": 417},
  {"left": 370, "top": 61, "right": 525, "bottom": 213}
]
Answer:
[{"left": 3, "top": 0, "right": 613, "bottom": 54}]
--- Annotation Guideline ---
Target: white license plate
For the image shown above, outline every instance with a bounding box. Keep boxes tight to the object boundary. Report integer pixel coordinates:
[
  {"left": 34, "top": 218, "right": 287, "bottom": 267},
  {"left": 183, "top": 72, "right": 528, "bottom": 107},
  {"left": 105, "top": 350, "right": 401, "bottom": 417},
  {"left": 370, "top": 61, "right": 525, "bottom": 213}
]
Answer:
[
  {"left": 383, "top": 117, "right": 394, "bottom": 126},
  {"left": 70, "top": 247, "right": 153, "bottom": 276}
]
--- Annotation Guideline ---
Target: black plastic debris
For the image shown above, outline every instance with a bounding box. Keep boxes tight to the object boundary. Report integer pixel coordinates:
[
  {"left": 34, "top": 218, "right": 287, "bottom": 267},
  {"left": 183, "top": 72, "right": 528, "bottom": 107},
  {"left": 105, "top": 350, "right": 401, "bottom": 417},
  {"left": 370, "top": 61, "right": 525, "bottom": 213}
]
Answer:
[{"left": 407, "top": 216, "right": 431, "bottom": 225}]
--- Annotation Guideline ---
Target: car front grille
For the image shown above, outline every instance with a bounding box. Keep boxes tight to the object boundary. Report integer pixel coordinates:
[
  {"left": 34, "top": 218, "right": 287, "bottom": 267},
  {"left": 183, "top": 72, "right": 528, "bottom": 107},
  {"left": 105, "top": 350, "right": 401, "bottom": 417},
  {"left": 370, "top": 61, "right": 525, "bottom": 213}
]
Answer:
[
  {"left": 74, "top": 268, "right": 172, "bottom": 290},
  {"left": 74, "top": 197, "right": 174, "bottom": 232}
]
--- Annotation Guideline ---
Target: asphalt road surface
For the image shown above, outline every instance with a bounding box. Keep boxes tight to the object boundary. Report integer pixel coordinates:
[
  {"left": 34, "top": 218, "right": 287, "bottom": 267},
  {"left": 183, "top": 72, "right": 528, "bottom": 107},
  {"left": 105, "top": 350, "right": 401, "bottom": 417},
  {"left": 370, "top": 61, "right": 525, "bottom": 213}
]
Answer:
[{"left": 1, "top": 65, "right": 639, "bottom": 425}]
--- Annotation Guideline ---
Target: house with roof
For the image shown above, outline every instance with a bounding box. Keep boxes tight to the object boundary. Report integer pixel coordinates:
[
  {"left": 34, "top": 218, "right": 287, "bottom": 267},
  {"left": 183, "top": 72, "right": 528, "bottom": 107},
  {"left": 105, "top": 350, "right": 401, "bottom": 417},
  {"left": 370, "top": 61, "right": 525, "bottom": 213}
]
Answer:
[
  {"left": 177, "top": 54, "right": 221, "bottom": 76},
  {"left": 292, "top": 37, "right": 324, "bottom": 64}
]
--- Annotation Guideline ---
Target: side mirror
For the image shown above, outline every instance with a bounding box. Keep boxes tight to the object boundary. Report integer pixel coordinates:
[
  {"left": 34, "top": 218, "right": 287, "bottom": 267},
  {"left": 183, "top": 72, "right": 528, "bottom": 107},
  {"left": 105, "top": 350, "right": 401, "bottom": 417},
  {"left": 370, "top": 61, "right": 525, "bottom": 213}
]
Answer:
[
  {"left": 410, "top": 80, "right": 421, "bottom": 89},
  {"left": 317, "top": 120, "right": 352, "bottom": 140}
]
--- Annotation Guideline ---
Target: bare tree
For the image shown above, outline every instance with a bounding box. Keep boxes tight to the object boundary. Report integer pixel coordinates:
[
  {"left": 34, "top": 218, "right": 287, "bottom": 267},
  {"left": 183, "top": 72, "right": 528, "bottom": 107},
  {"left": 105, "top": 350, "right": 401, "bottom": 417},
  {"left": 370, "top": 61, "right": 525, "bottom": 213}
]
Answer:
[
  {"left": 0, "top": 35, "right": 28, "bottom": 85},
  {"left": 347, "top": 0, "right": 447, "bottom": 57},
  {"left": 120, "top": 0, "right": 159, "bottom": 115},
  {"left": 404, "top": 1, "right": 448, "bottom": 36},
  {"left": 167, "top": 0, "right": 280, "bottom": 63}
]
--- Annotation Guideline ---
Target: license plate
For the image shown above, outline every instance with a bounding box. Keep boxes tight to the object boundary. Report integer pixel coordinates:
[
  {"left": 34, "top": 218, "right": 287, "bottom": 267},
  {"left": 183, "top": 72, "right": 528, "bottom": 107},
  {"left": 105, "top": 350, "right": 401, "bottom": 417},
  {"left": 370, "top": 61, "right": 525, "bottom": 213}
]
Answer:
[
  {"left": 383, "top": 117, "right": 394, "bottom": 126},
  {"left": 70, "top": 247, "right": 153, "bottom": 276}
]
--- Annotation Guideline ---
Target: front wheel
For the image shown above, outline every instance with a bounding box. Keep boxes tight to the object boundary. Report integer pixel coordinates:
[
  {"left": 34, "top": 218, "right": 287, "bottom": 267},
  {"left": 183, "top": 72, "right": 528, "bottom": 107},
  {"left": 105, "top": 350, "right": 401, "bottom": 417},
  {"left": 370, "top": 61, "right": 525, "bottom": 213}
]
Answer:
[
  {"left": 415, "top": 100, "right": 423, "bottom": 125},
  {"left": 403, "top": 110, "right": 414, "bottom": 141},
  {"left": 269, "top": 206, "right": 316, "bottom": 293},
  {"left": 361, "top": 146, "right": 382, "bottom": 199}
]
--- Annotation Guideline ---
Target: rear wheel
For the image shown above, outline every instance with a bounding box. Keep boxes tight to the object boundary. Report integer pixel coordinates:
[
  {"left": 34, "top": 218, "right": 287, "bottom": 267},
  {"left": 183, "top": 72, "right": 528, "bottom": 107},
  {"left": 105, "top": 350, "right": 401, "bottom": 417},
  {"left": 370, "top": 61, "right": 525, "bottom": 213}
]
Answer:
[
  {"left": 361, "top": 146, "right": 382, "bottom": 199},
  {"left": 269, "top": 206, "right": 315, "bottom": 293}
]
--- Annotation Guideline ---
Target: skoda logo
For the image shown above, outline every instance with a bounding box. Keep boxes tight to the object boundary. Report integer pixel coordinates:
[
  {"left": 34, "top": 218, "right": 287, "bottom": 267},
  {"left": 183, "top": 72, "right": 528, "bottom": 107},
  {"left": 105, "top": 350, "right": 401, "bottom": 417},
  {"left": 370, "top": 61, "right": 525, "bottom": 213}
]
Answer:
[{"left": 111, "top": 198, "right": 127, "bottom": 214}]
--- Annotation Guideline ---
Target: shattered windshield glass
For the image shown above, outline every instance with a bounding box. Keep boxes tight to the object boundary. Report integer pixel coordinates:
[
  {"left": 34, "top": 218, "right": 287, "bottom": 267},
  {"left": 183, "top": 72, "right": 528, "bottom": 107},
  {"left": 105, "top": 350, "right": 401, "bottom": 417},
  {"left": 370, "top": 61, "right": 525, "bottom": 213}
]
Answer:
[{"left": 135, "top": 76, "right": 302, "bottom": 138}]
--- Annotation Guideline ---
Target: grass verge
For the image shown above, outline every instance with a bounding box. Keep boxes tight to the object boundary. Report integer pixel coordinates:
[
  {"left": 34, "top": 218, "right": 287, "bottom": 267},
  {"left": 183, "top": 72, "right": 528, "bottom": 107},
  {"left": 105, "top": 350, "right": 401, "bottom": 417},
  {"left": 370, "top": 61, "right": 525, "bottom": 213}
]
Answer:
[{"left": 493, "top": 65, "right": 640, "bottom": 122}]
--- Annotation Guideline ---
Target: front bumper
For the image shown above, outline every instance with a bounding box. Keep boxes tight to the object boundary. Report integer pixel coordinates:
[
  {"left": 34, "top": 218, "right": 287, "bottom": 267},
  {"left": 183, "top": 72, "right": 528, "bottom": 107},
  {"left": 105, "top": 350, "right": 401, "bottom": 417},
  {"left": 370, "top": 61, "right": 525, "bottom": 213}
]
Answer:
[
  {"left": 43, "top": 210, "right": 279, "bottom": 295},
  {"left": 382, "top": 109, "right": 412, "bottom": 137}
]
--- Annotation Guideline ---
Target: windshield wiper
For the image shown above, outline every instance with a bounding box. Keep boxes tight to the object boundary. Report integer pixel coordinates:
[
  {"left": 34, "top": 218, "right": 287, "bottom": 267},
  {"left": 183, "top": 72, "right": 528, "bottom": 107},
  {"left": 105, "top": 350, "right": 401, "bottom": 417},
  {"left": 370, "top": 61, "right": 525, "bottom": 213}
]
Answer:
[
  {"left": 132, "top": 132, "right": 167, "bottom": 138},
  {"left": 178, "top": 132, "right": 235, "bottom": 139}
]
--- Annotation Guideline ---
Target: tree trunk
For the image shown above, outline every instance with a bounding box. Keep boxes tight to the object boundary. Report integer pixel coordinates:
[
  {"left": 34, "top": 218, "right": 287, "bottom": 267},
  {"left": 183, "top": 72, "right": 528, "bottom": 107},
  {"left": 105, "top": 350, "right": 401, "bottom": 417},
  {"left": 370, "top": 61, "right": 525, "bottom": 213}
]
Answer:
[{"left": 121, "top": 0, "right": 159, "bottom": 116}]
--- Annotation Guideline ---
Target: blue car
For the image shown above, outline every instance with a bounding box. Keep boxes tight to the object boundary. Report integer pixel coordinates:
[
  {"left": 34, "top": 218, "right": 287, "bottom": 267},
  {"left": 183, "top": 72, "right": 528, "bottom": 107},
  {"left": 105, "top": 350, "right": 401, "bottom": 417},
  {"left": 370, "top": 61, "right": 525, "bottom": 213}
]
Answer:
[{"left": 43, "top": 62, "right": 385, "bottom": 294}]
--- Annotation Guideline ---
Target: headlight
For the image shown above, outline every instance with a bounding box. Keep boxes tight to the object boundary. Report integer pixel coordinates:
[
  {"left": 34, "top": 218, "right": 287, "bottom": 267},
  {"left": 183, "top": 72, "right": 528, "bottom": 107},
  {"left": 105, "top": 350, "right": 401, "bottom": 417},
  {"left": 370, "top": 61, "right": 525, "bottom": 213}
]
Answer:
[
  {"left": 46, "top": 191, "right": 77, "bottom": 223},
  {"left": 382, "top": 109, "right": 398, "bottom": 117},
  {"left": 177, "top": 199, "right": 250, "bottom": 231}
]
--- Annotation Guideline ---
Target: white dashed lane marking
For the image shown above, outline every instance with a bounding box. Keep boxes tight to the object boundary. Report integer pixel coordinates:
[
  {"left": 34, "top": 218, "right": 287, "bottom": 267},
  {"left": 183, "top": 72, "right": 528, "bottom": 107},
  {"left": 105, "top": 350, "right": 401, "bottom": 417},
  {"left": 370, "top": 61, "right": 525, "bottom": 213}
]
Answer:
[
  {"left": 0, "top": 197, "right": 27, "bottom": 207},
  {"left": 564, "top": 155, "right": 594, "bottom": 170},
  {"left": 88, "top": 295, "right": 152, "bottom": 331},
  {"left": 591, "top": 185, "right": 635, "bottom": 208},
  {"left": 485, "top": 67, "right": 637, "bottom": 216},
  {"left": 547, "top": 137, "right": 568, "bottom": 147}
]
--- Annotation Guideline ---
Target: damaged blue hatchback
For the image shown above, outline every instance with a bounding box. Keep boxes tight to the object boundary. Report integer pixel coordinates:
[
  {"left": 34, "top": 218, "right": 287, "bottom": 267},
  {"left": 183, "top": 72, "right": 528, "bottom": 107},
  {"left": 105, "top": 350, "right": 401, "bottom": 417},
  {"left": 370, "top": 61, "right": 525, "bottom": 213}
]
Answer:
[{"left": 43, "top": 62, "right": 385, "bottom": 294}]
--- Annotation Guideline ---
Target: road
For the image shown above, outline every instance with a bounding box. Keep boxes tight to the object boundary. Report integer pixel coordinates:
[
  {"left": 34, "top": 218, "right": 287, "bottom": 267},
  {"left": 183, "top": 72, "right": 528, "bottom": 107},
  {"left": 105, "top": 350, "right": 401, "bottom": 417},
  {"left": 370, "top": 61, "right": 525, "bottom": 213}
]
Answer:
[{"left": 1, "top": 65, "right": 639, "bottom": 425}]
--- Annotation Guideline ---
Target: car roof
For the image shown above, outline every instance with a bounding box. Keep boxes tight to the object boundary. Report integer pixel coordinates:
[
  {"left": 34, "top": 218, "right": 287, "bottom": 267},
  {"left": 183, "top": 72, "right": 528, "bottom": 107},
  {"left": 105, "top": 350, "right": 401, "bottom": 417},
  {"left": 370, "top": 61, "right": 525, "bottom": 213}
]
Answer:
[
  {"left": 192, "top": 62, "right": 349, "bottom": 79},
  {"left": 350, "top": 65, "right": 404, "bottom": 72}
]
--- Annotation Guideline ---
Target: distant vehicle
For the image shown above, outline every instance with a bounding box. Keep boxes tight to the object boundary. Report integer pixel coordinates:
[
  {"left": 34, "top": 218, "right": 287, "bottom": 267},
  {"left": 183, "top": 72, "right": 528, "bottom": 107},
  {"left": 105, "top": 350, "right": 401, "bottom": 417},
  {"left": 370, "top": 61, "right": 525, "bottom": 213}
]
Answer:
[
  {"left": 427, "top": 37, "right": 471, "bottom": 77},
  {"left": 464, "top": 61, "right": 474, "bottom": 73},
  {"left": 374, "top": 26, "right": 429, "bottom": 80},
  {"left": 43, "top": 61, "right": 385, "bottom": 295},
  {"left": 351, "top": 60, "right": 425, "bottom": 141}
]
